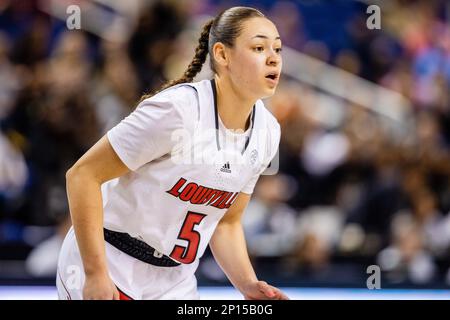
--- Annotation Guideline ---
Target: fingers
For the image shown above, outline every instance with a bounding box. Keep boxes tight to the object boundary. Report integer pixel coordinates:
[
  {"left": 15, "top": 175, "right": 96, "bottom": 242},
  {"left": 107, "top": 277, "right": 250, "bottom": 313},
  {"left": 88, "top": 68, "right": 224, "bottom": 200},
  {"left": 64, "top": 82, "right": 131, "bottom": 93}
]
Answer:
[
  {"left": 272, "top": 288, "right": 290, "bottom": 300},
  {"left": 257, "top": 281, "right": 290, "bottom": 300},
  {"left": 257, "top": 281, "right": 276, "bottom": 299}
]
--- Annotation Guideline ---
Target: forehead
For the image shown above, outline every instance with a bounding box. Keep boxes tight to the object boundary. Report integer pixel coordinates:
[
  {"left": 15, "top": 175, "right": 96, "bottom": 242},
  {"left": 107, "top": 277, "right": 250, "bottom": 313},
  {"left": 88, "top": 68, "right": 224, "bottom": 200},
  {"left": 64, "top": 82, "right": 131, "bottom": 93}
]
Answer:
[{"left": 238, "top": 17, "right": 280, "bottom": 41}]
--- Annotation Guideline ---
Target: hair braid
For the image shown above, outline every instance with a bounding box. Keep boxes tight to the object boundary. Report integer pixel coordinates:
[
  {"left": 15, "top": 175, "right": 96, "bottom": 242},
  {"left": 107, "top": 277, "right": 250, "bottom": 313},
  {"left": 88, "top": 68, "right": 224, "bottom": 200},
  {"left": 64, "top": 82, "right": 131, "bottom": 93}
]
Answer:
[
  {"left": 139, "top": 19, "right": 214, "bottom": 103},
  {"left": 138, "top": 7, "right": 265, "bottom": 104}
]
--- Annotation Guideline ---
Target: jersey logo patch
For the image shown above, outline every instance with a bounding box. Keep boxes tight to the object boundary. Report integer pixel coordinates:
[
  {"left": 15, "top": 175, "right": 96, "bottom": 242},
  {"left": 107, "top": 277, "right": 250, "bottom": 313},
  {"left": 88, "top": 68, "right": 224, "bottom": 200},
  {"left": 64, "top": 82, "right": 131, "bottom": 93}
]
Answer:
[{"left": 220, "top": 162, "right": 231, "bottom": 173}]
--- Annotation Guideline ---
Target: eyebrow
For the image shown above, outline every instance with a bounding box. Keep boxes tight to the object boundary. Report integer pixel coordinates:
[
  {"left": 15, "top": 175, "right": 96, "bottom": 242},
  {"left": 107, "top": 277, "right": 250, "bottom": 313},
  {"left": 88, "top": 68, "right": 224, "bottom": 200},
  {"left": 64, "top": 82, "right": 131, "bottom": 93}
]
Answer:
[{"left": 252, "top": 35, "right": 281, "bottom": 40}]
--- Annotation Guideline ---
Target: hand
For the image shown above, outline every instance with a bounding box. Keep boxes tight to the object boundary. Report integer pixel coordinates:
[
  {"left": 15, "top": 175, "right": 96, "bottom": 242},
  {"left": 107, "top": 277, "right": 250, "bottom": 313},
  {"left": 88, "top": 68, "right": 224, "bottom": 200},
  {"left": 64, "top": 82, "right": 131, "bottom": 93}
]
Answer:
[
  {"left": 83, "top": 271, "right": 120, "bottom": 300},
  {"left": 241, "top": 280, "right": 289, "bottom": 300}
]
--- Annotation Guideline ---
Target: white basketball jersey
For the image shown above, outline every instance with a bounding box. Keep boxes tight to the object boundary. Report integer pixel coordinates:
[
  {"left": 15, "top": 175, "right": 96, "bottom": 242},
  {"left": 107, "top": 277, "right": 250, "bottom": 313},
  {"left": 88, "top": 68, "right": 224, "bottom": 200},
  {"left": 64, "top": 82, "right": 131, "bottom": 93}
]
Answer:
[{"left": 103, "top": 79, "right": 280, "bottom": 264}]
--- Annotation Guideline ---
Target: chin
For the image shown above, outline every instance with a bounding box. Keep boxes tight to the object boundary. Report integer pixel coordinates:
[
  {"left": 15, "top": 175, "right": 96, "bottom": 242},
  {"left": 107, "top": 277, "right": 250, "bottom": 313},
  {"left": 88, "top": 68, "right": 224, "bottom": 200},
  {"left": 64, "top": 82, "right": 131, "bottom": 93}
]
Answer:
[{"left": 260, "top": 87, "right": 277, "bottom": 99}]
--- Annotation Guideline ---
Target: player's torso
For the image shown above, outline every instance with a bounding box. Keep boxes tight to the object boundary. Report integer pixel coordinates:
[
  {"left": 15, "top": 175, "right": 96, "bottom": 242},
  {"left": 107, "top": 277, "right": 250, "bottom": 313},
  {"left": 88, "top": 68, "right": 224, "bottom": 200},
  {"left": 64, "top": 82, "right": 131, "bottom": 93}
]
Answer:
[{"left": 102, "top": 80, "right": 269, "bottom": 263}]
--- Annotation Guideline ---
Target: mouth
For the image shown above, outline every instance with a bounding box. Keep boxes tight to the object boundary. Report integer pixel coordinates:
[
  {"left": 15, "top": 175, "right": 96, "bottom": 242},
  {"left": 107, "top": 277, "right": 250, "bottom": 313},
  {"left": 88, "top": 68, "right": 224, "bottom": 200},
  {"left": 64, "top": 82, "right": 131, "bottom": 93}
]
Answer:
[{"left": 265, "top": 72, "right": 279, "bottom": 83}]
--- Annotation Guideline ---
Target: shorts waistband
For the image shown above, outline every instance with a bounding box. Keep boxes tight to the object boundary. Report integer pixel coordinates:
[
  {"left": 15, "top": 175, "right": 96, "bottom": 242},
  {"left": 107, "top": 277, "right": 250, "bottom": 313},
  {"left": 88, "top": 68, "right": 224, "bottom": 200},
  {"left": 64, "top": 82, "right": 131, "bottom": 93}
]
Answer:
[{"left": 103, "top": 228, "right": 181, "bottom": 267}]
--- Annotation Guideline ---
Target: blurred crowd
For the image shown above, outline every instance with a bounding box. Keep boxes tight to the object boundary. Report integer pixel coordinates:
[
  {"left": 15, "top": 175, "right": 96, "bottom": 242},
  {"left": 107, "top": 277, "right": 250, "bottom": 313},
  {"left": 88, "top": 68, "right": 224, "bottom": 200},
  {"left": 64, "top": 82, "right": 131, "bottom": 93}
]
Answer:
[{"left": 0, "top": 0, "right": 449, "bottom": 287}]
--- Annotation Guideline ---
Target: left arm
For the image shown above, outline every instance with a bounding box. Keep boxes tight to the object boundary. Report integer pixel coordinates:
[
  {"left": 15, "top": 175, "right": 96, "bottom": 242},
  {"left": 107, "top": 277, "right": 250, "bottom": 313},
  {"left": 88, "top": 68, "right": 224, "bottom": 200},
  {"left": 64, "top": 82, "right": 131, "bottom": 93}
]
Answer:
[{"left": 209, "top": 192, "right": 289, "bottom": 300}]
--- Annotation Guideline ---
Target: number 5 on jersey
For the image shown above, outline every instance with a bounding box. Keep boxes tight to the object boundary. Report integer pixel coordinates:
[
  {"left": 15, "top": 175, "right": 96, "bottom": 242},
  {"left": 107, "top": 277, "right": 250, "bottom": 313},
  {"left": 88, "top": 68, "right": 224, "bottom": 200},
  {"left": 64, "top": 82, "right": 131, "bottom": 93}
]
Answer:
[{"left": 170, "top": 211, "right": 206, "bottom": 264}]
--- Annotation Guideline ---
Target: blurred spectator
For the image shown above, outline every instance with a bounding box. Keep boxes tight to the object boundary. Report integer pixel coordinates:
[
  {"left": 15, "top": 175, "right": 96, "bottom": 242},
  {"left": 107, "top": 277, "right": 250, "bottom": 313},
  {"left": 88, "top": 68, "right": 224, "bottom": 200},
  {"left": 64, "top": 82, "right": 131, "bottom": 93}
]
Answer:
[
  {"left": 0, "top": 131, "right": 28, "bottom": 202},
  {"left": 377, "top": 216, "right": 437, "bottom": 285},
  {"left": 242, "top": 174, "right": 298, "bottom": 258},
  {"left": 0, "top": 32, "right": 21, "bottom": 120},
  {"left": 269, "top": 1, "right": 305, "bottom": 50},
  {"left": 292, "top": 205, "right": 345, "bottom": 269},
  {"left": 128, "top": 0, "right": 188, "bottom": 92},
  {"left": 92, "top": 39, "right": 139, "bottom": 134}
]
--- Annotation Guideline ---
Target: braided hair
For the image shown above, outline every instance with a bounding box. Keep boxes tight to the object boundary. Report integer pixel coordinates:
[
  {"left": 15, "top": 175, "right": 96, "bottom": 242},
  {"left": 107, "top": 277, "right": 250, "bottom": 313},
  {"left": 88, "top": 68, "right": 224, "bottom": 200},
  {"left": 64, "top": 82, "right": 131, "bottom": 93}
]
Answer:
[{"left": 139, "top": 7, "right": 265, "bottom": 102}]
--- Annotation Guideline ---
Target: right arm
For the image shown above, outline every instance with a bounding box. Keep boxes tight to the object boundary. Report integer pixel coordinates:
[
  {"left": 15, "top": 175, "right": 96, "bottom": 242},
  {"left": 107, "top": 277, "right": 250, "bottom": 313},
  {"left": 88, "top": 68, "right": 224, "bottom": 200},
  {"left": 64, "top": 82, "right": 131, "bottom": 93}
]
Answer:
[
  {"left": 66, "top": 135, "right": 130, "bottom": 300},
  {"left": 67, "top": 86, "right": 195, "bottom": 299}
]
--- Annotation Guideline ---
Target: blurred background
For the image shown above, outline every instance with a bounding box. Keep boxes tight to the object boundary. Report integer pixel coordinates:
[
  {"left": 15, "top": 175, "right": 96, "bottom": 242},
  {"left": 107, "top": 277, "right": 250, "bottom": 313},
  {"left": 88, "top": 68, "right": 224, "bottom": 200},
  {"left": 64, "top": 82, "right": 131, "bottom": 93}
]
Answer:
[{"left": 0, "top": 0, "right": 450, "bottom": 298}]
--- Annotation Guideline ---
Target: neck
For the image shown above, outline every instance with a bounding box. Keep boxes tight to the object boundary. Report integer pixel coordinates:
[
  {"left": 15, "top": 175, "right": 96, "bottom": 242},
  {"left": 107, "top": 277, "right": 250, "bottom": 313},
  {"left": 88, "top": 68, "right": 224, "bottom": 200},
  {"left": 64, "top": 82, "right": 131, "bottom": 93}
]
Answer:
[{"left": 214, "top": 75, "right": 256, "bottom": 131}]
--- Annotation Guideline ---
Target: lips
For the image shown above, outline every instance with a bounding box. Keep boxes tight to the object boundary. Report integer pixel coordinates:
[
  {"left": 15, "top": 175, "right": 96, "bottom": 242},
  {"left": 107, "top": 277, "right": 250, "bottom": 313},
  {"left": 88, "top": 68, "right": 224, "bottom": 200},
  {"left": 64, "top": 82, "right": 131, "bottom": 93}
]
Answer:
[
  {"left": 265, "top": 72, "right": 279, "bottom": 80},
  {"left": 265, "top": 72, "right": 280, "bottom": 86}
]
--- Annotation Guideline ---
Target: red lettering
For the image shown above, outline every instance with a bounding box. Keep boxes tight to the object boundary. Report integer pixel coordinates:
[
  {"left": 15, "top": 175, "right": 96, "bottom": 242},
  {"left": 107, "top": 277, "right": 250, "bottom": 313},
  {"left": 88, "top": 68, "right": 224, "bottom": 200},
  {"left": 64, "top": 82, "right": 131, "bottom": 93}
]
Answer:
[
  {"left": 179, "top": 183, "right": 198, "bottom": 201},
  {"left": 207, "top": 191, "right": 225, "bottom": 206},
  {"left": 190, "top": 186, "right": 208, "bottom": 204},
  {"left": 224, "top": 192, "right": 239, "bottom": 208},
  {"left": 166, "top": 178, "right": 187, "bottom": 197},
  {"left": 212, "top": 192, "right": 232, "bottom": 209},
  {"left": 166, "top": 178, "right": 239, "bottom": 210},
  {"left": 202, "top": 189, "right": 219, "bottom": 204},
  {"left": 199, "top": 188, "right": 213, "bottom": 204}
]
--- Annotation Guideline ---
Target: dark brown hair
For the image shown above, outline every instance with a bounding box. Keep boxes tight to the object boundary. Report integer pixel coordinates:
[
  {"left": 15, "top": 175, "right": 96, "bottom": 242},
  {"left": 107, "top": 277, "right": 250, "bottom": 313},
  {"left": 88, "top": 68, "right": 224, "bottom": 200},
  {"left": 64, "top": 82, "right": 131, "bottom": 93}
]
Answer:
[{"left": 139, "top": 6, "right": 265, "bottom": 102}]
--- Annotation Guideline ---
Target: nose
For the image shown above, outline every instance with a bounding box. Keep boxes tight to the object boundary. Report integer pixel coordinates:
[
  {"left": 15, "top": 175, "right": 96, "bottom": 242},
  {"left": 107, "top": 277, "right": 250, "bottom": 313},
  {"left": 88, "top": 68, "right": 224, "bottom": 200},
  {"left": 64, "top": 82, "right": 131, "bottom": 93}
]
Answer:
[{"left": 267, "top": 48, "right": 281, "bottom": 66}]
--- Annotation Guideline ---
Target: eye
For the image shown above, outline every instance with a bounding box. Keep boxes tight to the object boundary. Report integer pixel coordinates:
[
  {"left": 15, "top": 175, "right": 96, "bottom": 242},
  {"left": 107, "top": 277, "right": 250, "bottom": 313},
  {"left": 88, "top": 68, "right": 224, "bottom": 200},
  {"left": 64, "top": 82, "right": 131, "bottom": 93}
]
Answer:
[
  {"left": 275, "top": 47, "right": 283, "bottom": 54},
  {"left": 254, "top": 46, "right": 264, "bottom": 52}
]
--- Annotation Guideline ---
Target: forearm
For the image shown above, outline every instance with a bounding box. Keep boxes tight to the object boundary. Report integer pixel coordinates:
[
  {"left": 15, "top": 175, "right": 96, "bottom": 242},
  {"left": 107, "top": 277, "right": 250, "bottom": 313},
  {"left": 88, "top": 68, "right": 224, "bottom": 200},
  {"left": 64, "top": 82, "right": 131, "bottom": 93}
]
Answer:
[
  {"left": 66, "top": 168, "right": 108, "bottom": 276},
  {"left": 209, "top": 220, "right": 258, "bottom": 293}
]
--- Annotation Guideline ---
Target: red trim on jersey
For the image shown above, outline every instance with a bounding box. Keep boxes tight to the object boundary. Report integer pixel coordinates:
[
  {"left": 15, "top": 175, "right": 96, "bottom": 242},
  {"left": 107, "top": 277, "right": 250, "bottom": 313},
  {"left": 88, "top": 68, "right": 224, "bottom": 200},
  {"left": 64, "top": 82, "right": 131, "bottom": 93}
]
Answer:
[{"left": 117, "top": 286, "right": 133, "bottom": 300}]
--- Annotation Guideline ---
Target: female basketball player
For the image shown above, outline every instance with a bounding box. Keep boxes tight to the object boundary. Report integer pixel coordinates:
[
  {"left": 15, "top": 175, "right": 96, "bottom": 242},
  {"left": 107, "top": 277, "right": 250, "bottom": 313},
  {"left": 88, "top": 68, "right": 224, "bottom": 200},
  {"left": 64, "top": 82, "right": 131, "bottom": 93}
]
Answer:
[{"left": 57, "top": 6, "right": 288, "bottom": 300}]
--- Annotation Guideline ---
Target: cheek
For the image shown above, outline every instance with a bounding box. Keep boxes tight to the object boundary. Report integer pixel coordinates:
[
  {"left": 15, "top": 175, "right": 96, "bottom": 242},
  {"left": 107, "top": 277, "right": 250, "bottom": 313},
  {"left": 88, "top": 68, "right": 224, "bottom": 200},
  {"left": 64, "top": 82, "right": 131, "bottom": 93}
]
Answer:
[{"left": 230, "top": 53, "right": 263, "bottom": 84}]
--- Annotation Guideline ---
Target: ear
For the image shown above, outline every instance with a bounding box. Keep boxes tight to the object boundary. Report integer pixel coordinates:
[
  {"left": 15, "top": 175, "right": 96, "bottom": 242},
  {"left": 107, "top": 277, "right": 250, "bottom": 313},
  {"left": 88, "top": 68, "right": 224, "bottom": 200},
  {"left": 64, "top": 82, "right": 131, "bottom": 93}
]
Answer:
[{"left": 212, "top": 42, "right": 229, "bottom": 68}]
